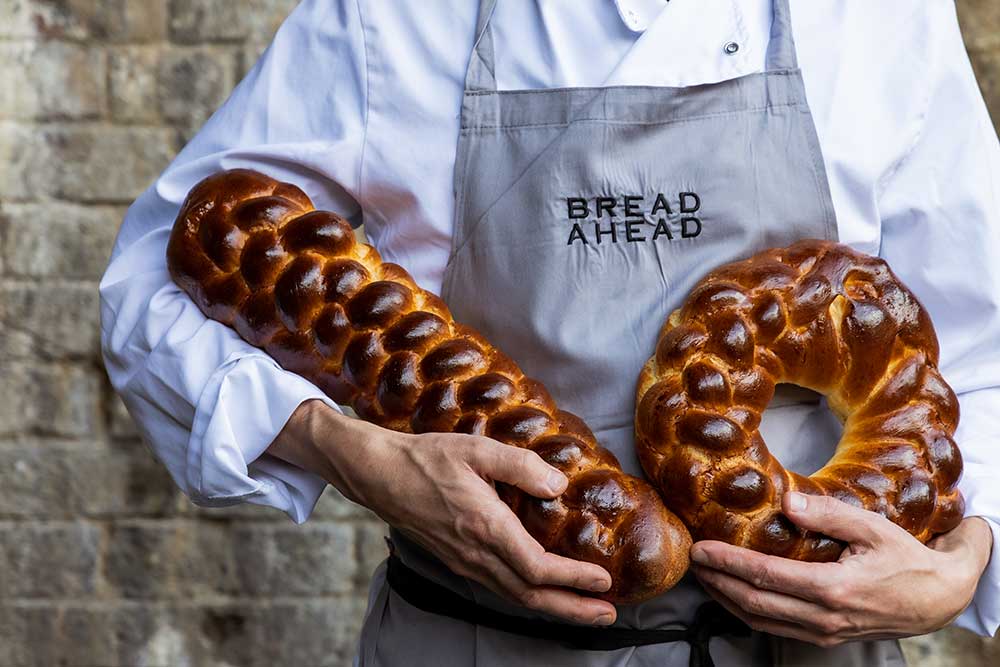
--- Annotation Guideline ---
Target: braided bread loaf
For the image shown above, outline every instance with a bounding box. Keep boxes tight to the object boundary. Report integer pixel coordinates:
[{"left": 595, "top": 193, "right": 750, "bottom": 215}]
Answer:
[
  {"left": 636, "top": 240, "right": 964, "bottom": 560},
  {"left": 167, "top": 169, "right": 690, "bottom": 603}
]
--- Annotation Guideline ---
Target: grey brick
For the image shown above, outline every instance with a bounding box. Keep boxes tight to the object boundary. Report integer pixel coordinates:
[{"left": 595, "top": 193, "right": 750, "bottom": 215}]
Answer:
[
  {"left": 168, "top": 0, "right": 251, "bottom": 43},
  {"left": 52, "top": 606, "right": 121, "bottom": 665},
  {"left": 238, "top": 38, "right": 273, "bottom": 79},
  {"left": 105, "top": 522, "right": 246, "bottom": 598},
  {"left": 355, "top": 521, "right": 388, "bottom": 586},
  {"left": 958, "top": 0, "right": 1000, "bottom": 52},
  {"left": 969, "top": 48, "right": 1000, "bottom": 135},
  {"left": 44, "top": 124, "right": 174, "bottom": 203},
  {"left": 109, "top": 392, "right": 141, "bottom": 439},
  {"left": 169, "top": 603, "right": 259, "bottom": 666},
  {"left": 0, "top": 446, "right": 180, "bottom": 519},
  {"left": 0, "top": 522, "right": 100, "bottom": 598},
  {"left": 0, "top": 446, "right": 70, "bottom": 517},
  {"left": 0, "top": 41, "right": 106, "bottom": 121},
  {"left": 108, "top": 46, "right": 161, "bottom": 123},
  {"left": 110, "top": 45, "right": 237, "bottom": 132},
  {"left": 0, "top": 604, "right": 56, "bottom": 667},
  {"left": 255, "top": 600, "right": 362, "bottom": 667},
  {"left": 235, "top": 522, "right": 356, "bottom": 595},
  {"left": 901, "top": 626, "right": 1000, "bottom": 666},
  {"left": 0, "top": 123, "right": 173, "bottom": 203},
  {"left": 0, "top": 282, "right": 101, "bottom": 360},
  {"left": 0, "top": 202, "right": 121, "bottom": 279},
  {"left": 168, "top": 0, "right": 295, "bottom": 44},
  {"left": 0, "top": 362, "right": 101, "bottom": 437},
  {"left": 0, "top": 602, "right": 168, "bottom": 667},
  {"left": 0, "top": 122, "right": 50, "bottom": 200},
  {"left": 102, "top": 523, "right": 170, "bottom": 599},
  {"left": 71, "top": 448, "right": 181, "bottom": 517},
  {"left": 161, "top": 600, "right": 360, "bottom": 667},
  {"left": 159, "top": 47, "right": 237, "bottom": 142},
  {"left": 0, "top": 0, "right": 168, "bottom": 41}
]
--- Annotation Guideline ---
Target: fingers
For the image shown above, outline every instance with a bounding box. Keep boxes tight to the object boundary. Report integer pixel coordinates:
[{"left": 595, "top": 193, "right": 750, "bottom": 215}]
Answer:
[
  {"left": 490, "top": 506, "right": 613, "bottom": 593},
  {"left": 483, "top": 554, "right": 617, "bottom": 626},
  {"left": 450, "top": 540, "right": 617, "bottom": 626},
  {"left": 781, "top": 492, "right": 895, "bottom": 548},
  {"left": 460, "top": 499, "right": 613, "bottom": 593},
  {"left": 691, "top": 564, "right": 829, "bottom": 626},
  {"left": 701, "top": 581, "right": 847, "bottom": 648},
  {"left": 690, "top": 540, "right": 840, "bottom": 602},
  {"left": 471, "top": 440, "right": 567, "bottom": 498}
]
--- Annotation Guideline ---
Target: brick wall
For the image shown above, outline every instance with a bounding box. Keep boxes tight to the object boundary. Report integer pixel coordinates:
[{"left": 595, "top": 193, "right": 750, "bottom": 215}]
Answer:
[{"left": 0, "top": 1, "right": 996, "bottom": 665}]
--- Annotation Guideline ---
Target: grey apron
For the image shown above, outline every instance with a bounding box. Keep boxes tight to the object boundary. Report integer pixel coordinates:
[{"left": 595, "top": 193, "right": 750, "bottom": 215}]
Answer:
[{"left": 357, "top": 1, "right": 906, "bottom": 665}]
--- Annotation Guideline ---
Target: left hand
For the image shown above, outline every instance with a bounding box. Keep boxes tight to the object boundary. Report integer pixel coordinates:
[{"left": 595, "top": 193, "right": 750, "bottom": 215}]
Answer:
[{"left": 690, "top": 491, "right": 993, "bottom": 647}]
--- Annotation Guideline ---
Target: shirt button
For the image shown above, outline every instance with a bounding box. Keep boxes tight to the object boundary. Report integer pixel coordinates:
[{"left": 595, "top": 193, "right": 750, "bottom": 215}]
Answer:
[{"left": 724, "top": 41, "right": 740, "bottom": 55}]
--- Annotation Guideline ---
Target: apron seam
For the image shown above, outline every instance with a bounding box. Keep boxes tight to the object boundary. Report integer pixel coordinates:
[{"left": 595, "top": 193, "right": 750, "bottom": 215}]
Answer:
[
  {"left": 799, "top": 106, "right": 840, "bottom": 241},
  {"left": 462, "top": 70, "right": 801, "bottom": 97},
  {"left": 459, "top": 100, "right": 803, "bottom": 132},
  {"left": 440, "top": 119, "right": 477, "bottom": 304}
]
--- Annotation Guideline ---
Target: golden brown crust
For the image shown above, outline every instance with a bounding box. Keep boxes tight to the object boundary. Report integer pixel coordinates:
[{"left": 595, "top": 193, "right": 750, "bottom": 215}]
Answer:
[
  {"left": 167, "top": 169, "right": 691, "bottom": 604},
  {"left": 636, "top": 240, "right": 964, "bottom": 559}
]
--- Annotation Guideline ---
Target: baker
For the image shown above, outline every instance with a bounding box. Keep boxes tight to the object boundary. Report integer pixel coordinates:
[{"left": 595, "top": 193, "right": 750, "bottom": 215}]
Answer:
[{"left": 100, "top": 1, "right": 1000, "bottom": 665}]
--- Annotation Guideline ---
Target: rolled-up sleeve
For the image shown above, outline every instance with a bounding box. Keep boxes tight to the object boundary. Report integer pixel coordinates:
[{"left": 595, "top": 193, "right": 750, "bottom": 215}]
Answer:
[
  {"left": 877, "top": 2, "right": 1000, "bottom": 636},
  {"left": 99, "top": 0, "right": 368, "bottom": 523}
]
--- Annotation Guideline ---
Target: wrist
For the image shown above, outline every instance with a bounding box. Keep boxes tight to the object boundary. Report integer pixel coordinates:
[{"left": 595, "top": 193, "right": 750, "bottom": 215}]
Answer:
[
  {"left": 932, "top": 516, "right": 993, "bottom": 600},
  {"left": 269, "top": 398, "right": 407, "bottom": 508},
  {"left": 266, "top": 398, "right": 338, "bottom": 480},
  {"left": 956, "top": 516, "right": 994, "bottom": 575}
]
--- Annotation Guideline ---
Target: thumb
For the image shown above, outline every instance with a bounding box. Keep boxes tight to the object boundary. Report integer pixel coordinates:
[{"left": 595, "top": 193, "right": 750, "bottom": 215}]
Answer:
[
  {"left": 471, "top": 440, "right": 567, "bottom": 499},
  {"left": 782, "top": 491, "right": 893, "bottom": 548}
]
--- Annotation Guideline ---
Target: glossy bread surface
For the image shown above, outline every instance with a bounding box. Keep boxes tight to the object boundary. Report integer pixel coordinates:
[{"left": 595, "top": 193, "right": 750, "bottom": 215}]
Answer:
[
  {"left": 167, "top": 169, "right": 691, "bottom": 603},
  {"left": 636, "top": 240, "right": 964, "bottom": 559}
]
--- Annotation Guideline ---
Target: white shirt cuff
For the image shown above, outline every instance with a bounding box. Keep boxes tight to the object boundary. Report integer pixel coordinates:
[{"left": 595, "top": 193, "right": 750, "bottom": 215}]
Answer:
[
  {"left": 187, "top": 352, "right": 340, "bottom": 523},
  {"left": 955, "top": 463, "right": 1000, "bottom": 636}
]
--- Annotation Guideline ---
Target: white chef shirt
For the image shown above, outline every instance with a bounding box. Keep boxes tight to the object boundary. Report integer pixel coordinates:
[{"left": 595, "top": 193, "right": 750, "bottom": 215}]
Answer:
[{"left": 99, "top": 0, "right": 1000, "bottom": 635}]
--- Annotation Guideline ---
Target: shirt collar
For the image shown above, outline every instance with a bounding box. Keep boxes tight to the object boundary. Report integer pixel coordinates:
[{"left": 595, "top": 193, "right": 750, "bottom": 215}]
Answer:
[{"left": 614, "top": 0, "right": 671, "bottom": 33}]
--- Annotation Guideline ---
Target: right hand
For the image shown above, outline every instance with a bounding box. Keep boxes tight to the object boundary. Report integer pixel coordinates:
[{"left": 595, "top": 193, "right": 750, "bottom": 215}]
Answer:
[{"left": 268, "top": 399, "right": 619, "bottom": 626}]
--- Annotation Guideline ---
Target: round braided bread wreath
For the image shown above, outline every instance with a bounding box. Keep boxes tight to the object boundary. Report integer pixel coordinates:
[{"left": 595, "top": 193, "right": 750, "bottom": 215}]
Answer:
[
  {"left": 636, "top": 240, "right": 965, "bottom": 560},
  {"left": 167, "top": 169, "right": 691, "bottom": 604}
]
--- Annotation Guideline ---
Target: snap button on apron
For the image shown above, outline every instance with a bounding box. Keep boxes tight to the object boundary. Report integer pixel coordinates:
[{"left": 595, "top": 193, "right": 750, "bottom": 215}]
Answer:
[{"left": 724, "top": 41, "right": 740, "bottom": 55}]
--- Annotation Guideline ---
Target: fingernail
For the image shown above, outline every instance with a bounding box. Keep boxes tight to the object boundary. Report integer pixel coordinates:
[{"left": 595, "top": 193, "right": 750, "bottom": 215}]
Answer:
[
  {"left": 594, "top": 613, "right": 615, "bottom": 627},
  {"left": 590, "top": 577, "right": 611, "bottom": 593},
  {"left": 690, "top": 545, "right": 708, "bottom": 564},
  {"left": 547, "top": 469, "right": 567, "bottom": 493},
  {"left": 788, "top": 492, "right": 808, "bottom": 512}
]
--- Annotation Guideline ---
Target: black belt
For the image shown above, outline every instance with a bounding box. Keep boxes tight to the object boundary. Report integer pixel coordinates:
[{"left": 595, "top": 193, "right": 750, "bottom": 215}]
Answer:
[{"left": 386, "top": 555, "right": 750, "bottom": 667}]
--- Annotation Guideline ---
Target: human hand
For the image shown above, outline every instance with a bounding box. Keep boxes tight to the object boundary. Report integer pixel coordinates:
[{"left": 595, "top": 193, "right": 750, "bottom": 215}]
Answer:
[
  {"left": 268, "top": 400, "right": 618, "bottom": 626},
  {"left": 689, "top": 492, "right": 993, "bottom": 647}
]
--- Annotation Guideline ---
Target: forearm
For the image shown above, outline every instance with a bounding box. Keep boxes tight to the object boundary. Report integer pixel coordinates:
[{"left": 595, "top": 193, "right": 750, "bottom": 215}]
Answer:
[{"left": 266, "top": 398, "right": 404, "bottom": 509}]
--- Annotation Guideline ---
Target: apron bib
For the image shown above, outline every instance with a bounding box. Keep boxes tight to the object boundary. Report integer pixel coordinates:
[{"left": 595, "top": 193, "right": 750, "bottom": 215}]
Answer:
[{"left": 361, "top": 1, "right": 905, "bottom": 665}]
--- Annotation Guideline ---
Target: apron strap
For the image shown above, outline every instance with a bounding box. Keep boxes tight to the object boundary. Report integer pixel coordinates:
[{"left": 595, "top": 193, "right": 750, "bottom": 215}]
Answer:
[
  {"left": 765, "top": 0, "right": 800, "bottom": 71},
  {"left": 467, "top": 0, "right": 802, "bottom": 95},
  {"left": 386, "top": 554, "right": 750, "bottom": 667},
  {"left": 465, "top": 0, "right": 500, "bottom": 93}
]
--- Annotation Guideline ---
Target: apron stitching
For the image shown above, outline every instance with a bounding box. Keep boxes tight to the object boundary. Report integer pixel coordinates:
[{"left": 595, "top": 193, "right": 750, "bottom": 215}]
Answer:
[
  {"left": 459, "top": 100, "right": 804, "bottom": 133},
  {"left": 461, "top": 70, "right": 801, "bottom": 97},
  {"left": 799, "top": 105, "right": 840, "bottom": 241},
  {"left": 361, "top": 563, "right": 391, "bottom": 667},
  {"left": 440, "top": 124, "right": 478, "bottom": 304},
  {"left": 355, "top": 0, "right": 373, "bottom": 206}
]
